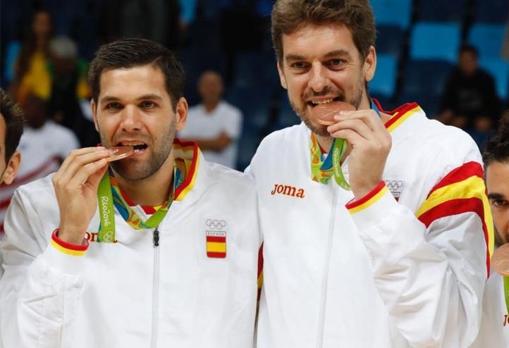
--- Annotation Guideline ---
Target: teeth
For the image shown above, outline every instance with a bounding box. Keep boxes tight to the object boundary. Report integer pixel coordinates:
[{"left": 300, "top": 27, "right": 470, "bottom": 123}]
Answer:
[
  {"left": 312, "top": 98, "right": 334, "bottom": 105},
  {"left": 120, "top": 142, "right": 144, "bottom": 146}
]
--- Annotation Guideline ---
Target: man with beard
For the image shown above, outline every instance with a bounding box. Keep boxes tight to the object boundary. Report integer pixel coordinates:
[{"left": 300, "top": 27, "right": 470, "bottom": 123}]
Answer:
[
  {"left": 0, "top": 38, "right": 260, "bottom": 348},
  {"left": 247, "top": 1, "right": 492, "bottom": 347},
  {"left": 471, "top": 121, "right": 509, "bottom": 347}
]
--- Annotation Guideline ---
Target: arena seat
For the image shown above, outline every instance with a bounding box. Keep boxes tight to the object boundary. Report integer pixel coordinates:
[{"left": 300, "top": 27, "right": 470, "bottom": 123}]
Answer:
[{"left": 410, "top": 22, "right": 461, "bottom": 63}]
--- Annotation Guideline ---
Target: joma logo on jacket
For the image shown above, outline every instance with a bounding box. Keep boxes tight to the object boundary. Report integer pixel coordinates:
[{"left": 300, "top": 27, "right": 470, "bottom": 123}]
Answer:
[{"left": 270, "top": 184, "right": 305, "bottom": 198}]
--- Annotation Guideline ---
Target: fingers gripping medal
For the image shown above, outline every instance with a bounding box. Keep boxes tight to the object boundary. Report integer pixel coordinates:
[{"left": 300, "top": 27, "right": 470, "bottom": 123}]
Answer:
[
  {"left": 315, "top": 102, "right": 355, "bottom": 190},
  {"left": 97, "top": 146, "right": 134, "bottom": 242}
]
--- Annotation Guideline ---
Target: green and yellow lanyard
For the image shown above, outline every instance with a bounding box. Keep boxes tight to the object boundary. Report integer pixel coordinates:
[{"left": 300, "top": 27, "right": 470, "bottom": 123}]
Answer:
[
  {"left": 310, "top": 101, "right": 381, "bottom": 190},
  {"left": 96, "top": 168, "right": 177, "bottom": 243}
]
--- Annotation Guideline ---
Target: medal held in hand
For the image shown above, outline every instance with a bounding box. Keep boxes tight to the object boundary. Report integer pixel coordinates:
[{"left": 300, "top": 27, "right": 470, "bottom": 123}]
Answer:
[{"left": 310, "top": 102, "right": 355, "bottom": 190}]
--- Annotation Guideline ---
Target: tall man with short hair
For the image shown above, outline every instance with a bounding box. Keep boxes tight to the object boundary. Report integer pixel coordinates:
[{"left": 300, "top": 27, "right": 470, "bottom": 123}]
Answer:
[
  {"left": 247, "top": 1, "right": 492, "bottom": 346},
  {"left": 0, "top": 38, "right": 260, "bottom": 348}
]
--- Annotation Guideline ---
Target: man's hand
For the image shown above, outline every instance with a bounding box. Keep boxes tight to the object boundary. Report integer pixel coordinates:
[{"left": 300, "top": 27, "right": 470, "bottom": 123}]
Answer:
[
  {"left": 327, "top": 109, "right": 391, "bottom": 199},
  {"left": 52, "top": 147, "right": 112, "bottom": 244}
]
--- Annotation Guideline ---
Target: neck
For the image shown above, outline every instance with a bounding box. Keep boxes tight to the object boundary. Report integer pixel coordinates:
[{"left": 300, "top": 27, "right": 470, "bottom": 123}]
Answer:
[
  {"left": 204, "top": 100, "right": 219, "bottom": 113},
  {"left": 114, "top": 151, "right": 175, "bottom": 206},
  {"left": 35, "top": 38, "right": 47, "bottom": 51},
  {"left": 316, "top": 134, "right": 333, "bottom": 152}
]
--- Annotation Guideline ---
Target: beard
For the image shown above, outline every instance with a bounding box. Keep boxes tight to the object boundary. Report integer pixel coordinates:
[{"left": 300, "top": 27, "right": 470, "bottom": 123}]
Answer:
[
  {"left": 495, "top": 226, "right": 508, "bottom": 247},
  {"left": 289, "top": 77, "right": 365, "bottom": 137},
  {"left": 101, "top": 120, "right": 177, "bottom": 181}
]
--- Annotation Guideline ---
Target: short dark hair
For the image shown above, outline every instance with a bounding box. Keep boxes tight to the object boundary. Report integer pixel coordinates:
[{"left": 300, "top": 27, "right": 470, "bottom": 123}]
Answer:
[
  {"left": 0, "top": 89, "right": 24, "bottom": 162},
  {"left": 483, "top": 118, "right": 509, "bottom": 166},
  {"left": 88, "top": 38, "right": 185, "bottom": 108},
  {"left": 271, "top": 0, "right": 376, "bottom": 63},
  {"left": 459, "top": 44, "right": 478, "bottom": 58}
]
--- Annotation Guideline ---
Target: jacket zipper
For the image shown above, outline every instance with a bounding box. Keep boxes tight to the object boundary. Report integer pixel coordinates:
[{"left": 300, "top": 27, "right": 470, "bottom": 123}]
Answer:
[
  {"left": 316, "top": 189, "right": 338, "bottom": 348},
  {"left": 151, "top": 227, "right": 160, "bottom": 348}
]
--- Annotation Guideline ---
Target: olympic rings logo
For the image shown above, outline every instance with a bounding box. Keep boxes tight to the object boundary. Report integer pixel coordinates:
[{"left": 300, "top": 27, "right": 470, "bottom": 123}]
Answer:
[{"left": 206, "top": 219, "right": 227, "bottom": 230}]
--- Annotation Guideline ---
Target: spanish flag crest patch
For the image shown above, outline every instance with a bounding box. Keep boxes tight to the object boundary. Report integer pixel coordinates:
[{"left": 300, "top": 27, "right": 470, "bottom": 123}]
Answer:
[{"left": 205, "top": 219, "right": 227, "bottom": 258}]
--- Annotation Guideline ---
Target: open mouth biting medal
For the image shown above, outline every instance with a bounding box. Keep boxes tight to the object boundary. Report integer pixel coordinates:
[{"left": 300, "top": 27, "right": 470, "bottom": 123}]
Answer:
[
  {"left": 107, "top": 145, "right": 134, "bottom": 162},
  {"left": 312, "top": 101, "right": 355, "bottom": 190}
]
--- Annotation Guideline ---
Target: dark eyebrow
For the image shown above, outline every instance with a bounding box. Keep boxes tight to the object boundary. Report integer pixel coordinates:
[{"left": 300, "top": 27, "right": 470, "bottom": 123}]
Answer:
[
  {"left": 100, "top": 94, "right": 163, "bottom": 104},
  {"left": 285, "top": 49, "right": 352, "bottom": 63},
  {"left": 99, "top": 96, "right": 121, "bottom": 104},
  {"left": 487, "top": 193, "right": 506, "bottom": 200},
  {"left": 136, "top": 94, "right": 163, "bottom": 101},
  {"left": 323, "top": 49, "right": 351, "bottom": 59},
  {"left": 285, "top": 54, "right": 306, "bottom": 63}
]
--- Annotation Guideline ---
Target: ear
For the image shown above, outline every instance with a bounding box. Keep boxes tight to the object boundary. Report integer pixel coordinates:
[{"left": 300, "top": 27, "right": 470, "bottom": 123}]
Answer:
[
  {"left": 175, "top": 97, "right": 188, "bottom": 132},
  {"left": 363, "top": 46, "right": 377, "bottom": 82},
  {"left": 1, "top": 151, "right": 21, "bottom": 185},
  {"left": 91, "top": 99, "right": 99, "bottom": 132},
  {"left": 277, "top": 61, "right": 288, "bottom": 90}
]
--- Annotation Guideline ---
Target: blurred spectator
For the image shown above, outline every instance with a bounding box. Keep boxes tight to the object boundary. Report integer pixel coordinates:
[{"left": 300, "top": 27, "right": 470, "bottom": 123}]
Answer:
[
  {"left": 179, "top": 70, "right": 242, "bottom": 168},
  {"left": 47, "top": 36, "right": 98, "bottom": 147},
  {"left": 0, "top": 92, "right": 78, "bottom": 234},
  {"left": 438, "top": 45, "right": 502, "bottom": 147},
  {"left": 8, "top": 9, "right": 53, "bottom": 103}
]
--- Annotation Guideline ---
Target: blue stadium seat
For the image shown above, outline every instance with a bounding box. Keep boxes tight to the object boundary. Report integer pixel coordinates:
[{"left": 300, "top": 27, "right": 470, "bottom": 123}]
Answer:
[
  {"left": 475, "top": 0, "right": 509, "bottom": 23},
  {"left": 415, "top": 0, "right": 467, "bottom": 22},
  {"left": 400, "top": 59, "right": 454, "bottom": 117},
  {"left": 276, "top": 97, "right": 301, "bottom": 130},
  {"left": 232, "top": 51, "right": 279, "bottom": 90},
  {"left": 371, "top": 0, "right": 412, "bottom": 29},
  {"left": 468, "top": 24, "right": 506, "bottom": 58},
  {"left": 479, "top": 58, "right": 509, "bottom": 100},
  {"left": 376, "top": 25, "right": 405, "bottom": 56},
  {"left": 236, "top": 126, "right": 261, "bottom": 171},
  {"left": 410, "top": 22, "right": 461, "bottom": 63},
  {"left": 370, "top": 54, "right": 398, "bottom": 98},
  {"left": 225, "top": 85, "right": 272, "bottom": 130}
]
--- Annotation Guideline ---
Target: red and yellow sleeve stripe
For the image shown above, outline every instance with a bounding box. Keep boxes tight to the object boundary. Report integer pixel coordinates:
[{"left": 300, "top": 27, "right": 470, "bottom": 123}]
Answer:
[
  {"left": 50, "top": 229, "right": 89, "bottom": 256},
  {"left": 416, "top": 161, "right": 494, "bottom": 273},
  {"left": 346, "top": 181, "right": 388, "bottom": 213},
  {"left": 257, "top": 243, "right": 264, "bottom": 299}
]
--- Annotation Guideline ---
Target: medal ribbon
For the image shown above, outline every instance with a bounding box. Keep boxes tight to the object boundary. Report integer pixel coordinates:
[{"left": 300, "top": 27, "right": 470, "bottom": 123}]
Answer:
[
  {"left": 97, "top": 168, "right": 177, "bottom": 242},
  {"left": 310, "top": 133, "right": 350, "bottom": 190},
  {"left": 309, "top": 100, "right": 382, "bottom": 190}
]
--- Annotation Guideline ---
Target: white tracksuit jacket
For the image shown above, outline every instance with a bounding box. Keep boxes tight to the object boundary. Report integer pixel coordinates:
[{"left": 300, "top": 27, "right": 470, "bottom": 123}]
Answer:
[
  {"left": 0, "top": 144, "right": 261, "bottom": 348},
  {"left": 470, "top": 272, "right": 509, "bottom": 347},
  {"left": 247, "top": 103, "right": 493, "bottom": 348}
]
